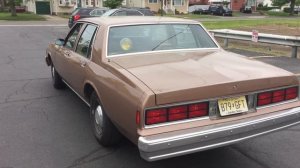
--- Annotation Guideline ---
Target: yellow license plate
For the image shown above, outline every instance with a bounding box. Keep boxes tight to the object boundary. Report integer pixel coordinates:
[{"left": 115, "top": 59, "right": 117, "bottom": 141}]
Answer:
[{"left": 218, "top": 96, "right": 248, "bottom": 116}]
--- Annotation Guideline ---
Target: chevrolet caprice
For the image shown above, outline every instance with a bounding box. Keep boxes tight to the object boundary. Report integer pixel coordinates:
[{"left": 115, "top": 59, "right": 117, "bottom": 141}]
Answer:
[{"left": 45, "top": 17, "right": 300, "bottom": 161}]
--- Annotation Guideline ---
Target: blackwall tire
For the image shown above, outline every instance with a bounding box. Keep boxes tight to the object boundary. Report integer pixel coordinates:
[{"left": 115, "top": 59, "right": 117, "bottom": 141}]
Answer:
[{"left": 51, "top": 65, "right": 65, "bottom": 89}]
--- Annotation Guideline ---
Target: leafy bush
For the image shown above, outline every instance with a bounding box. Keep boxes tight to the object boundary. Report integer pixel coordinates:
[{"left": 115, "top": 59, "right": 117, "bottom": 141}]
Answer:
[
  {"left": 157, "top": 9, "right": 166, "bottom": 15},
  {"left": 266, "top": 11, "right": 290, "bottom": 16},
  {"left": 103, "top": 0, "right": 123, "bottom": 9},
  {"left": 257, "top": 6, "right": 279, "bottom": 11}
]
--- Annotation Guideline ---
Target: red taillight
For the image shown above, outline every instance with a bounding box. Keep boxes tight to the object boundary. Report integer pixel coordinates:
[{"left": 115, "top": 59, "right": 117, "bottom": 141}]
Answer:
[
  {"left": 73, "top": 14, "right": 80, "bottom": 21},
  {"left": 257, "top": 87, "right": 298, "bottom": 107},
  {"left": 145, "top": 108, "right": 167, "bottom": 125},
  {"left": 188, "top": 103, "right": 208, "bottom": 118},
  {"left": 168, "top": 105, "right": 187, "bottom": 121},
  {"left": 257, "top": 92, "right": 272, "bottom": 106},
  {"left": 145, "top": 102, "right": 209, "bottom": 125},
  {"left": 286, "top": 87, "right": 298, "bottom": 100},
  {"left": 272, "top": 90, "right": 285, "bottom": 103}
]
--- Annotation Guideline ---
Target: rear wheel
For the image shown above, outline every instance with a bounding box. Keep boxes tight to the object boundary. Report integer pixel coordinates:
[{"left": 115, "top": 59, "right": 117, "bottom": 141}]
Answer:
[
  {"left": 90, "top": 92, "right": 122, "bottom": 146},
  {"left": 51, "top": 65, "right": 65, "bottom": 89}
]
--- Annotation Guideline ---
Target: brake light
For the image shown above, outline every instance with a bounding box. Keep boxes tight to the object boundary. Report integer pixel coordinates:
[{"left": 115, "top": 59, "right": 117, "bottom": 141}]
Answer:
[
  {"left": 73, "top": 14, "right": 80, "bottom": 21},
  {"left": 286, "top": 87, "right": 298, "bottom": 100},
  {"left": 145, "top": 108, "right": 167, "bottom": 125},
  {"left": 257, "top": 87, "right": 298, "bottom": 107},
  {"left": 188, "top": 103, "right": 208, "bottom": 118},
  {"left": 272, "top": 90, "right": 285, "bottom": 103},
  {"left": 168, "top": 105, "right": 188, "bottom": 121},
  {"left": 145, "top": 102, "right": 208, "bottom": 125}
]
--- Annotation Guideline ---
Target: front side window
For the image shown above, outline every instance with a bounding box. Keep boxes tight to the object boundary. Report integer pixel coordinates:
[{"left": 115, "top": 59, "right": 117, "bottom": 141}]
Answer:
[
  {"left": 107, "top": 24, "right": 218, "bottom": 56},
  {"left": 75, "top": 24, "right": 97, "bottom": 58},
  {"left": 65, "top": 23, "right": 83, "bottom": 49}
]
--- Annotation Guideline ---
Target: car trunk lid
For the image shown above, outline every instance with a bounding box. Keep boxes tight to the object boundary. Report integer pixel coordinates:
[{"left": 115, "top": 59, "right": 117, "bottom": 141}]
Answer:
[{"left": 111, "top": 50, "right": 298, "bottom": 105}]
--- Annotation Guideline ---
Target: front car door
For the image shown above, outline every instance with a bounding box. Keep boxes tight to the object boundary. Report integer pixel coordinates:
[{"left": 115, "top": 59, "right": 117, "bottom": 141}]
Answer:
[
  {"left": 64, "top": 23, "right": 98, "bottom": 95},
  {"left": 54, "top": 23, "right": 84, "bottom": 80}
]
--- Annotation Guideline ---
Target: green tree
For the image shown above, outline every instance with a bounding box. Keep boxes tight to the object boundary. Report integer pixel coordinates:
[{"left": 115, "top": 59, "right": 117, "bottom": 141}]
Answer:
[
  {"left": 8, "top": 0, "right": 16, "bottom": 16},
  {"left": 290, "top": 0, "right": 295, "bottom": 15},
  {"left": 103, "top": 0, "right": 123, "bottom": 9},
  {"left": 272, "top": 0, "right": 287, "bottom": 7},
  {"left": 272, "top": 0, "right": 298, "bottom": 15}
]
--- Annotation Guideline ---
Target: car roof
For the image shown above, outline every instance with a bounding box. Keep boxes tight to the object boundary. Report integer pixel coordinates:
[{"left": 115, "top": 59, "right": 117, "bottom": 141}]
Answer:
[{"left": 80, "top": 16, "right": 199, "bottom": 27}]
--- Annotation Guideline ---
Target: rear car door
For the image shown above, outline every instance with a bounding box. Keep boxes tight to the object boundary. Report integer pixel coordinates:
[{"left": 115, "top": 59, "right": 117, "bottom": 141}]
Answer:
[
  {"left": 64, "top": 23, "right": 98, "bottom": 95},
  {"left": 55, "top": 23, "right": 84, "bottom": 80}
]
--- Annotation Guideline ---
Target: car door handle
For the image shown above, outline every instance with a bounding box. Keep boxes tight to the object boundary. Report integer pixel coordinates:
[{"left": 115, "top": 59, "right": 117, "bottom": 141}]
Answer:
[
  {"left": 64, "top": 51, "right": 70, "bottom": 57},
  {"left": 80, "top": 59, "right": 87, "bottom": 67}
]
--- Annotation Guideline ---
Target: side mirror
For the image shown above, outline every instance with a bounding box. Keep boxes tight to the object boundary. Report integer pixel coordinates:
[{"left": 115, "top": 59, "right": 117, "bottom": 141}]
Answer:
[{"left": 55, "top": 38, "right": 64, "bottom": 46}]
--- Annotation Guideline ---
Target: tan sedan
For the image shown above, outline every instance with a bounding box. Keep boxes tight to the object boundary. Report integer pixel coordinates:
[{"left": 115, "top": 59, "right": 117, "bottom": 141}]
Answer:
[{"left": 45, "top": 17, "right": 300, "bottom": 161}]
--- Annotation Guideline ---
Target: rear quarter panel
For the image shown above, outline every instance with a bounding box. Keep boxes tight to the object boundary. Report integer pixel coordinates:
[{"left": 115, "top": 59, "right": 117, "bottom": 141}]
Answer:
[{"left": 85, "top": 25, "right": 155, "bottom": 144}]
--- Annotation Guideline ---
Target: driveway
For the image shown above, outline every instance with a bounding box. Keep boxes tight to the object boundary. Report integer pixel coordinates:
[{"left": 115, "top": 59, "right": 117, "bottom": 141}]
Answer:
[{"left": 0, "top": 23, "right": 300, "bottom": 168}]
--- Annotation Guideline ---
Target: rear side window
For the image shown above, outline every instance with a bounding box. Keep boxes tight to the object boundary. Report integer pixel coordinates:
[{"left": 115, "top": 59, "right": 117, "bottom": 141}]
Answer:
[
  {"left": 126, "top": 10, "right": 143, "bottom": 16},
  {"left": 139, "top": 9, "right": 154, "bottom": 16},
  {"left": 78, "top": 8, "right": 93, "bottom": 15},
  {"left": 75, "top": 24, "right": 97, "bottom": 58},
  {"left": 90, "top": 9, "right": 107, "bottom": 16},
  {"left": 113, "top": 10, "right": 143, "bottom": 16}
]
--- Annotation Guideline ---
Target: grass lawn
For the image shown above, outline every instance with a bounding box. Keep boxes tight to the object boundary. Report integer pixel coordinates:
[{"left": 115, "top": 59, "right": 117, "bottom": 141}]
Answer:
[
  {"left": 166, "top": 13, "right": 218, "bottom": 19},
  {"left": 264, "top": 11, "right": 290, "bottom": 17},
  {"left": 201, "top": 18, "right": 300, "bottom": 29},
  {"left": 0, "top": 12, "right": 46, "bottom": 21},
  {"left": 58, "top": 14, "right": 71, "bottom": 19}
]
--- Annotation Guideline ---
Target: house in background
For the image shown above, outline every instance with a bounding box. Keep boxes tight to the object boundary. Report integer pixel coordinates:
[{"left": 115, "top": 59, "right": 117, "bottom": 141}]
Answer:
[
  {"left": 126, "top": 0, "right": 189, "bottom": 14},
  {"left": 24, "top": 0, "right": 103, "bottom": 15},
  {"left": 189, "top": 0, "right": 257, "bottom": 11}
]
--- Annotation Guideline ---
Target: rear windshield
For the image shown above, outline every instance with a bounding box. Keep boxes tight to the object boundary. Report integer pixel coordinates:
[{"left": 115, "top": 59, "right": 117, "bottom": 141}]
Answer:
[{"left": 107, "top": 24, "right": 218, "bottom": 56}]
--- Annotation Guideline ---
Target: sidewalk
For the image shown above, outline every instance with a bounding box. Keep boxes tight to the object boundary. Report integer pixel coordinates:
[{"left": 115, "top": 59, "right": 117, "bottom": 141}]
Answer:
[{"left": 0, "top": 15, "right": 68, "bottom": 26}]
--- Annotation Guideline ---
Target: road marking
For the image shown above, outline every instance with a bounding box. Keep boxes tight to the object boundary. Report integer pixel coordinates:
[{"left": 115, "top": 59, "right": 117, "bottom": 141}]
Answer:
[
  {"left": 250, "top": 56, "right": 278, "bottom": 59},
  {"left": 0, "top": 24, "right": 67, "bottom": 27},
  {"left": 294, "top": 73, "right": 300, "bottom": 77}
]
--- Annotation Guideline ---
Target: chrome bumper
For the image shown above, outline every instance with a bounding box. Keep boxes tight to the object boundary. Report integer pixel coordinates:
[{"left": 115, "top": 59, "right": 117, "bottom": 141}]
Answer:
[{"left": 138, "top": 107, "right": 300, "bottom": 161}]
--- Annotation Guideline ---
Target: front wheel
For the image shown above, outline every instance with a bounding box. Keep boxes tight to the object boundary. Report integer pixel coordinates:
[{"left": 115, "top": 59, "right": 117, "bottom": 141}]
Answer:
[
  {"left": 51, "top": 65, "right": 65, "bottom": 89},
  {"left": 90, "top": 92, "right": 122, "bottom": 146}
]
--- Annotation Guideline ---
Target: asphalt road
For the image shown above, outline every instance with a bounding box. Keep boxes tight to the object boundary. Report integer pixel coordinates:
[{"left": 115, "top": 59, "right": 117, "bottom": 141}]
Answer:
[{"left": 1, "top": 24, "right": 300, "bottom": 168}]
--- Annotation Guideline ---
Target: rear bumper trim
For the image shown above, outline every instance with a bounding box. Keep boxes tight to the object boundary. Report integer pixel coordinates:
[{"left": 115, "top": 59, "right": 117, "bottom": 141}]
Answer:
[{"left": 138, "top": 106, "right": 300, "bottom": 161}]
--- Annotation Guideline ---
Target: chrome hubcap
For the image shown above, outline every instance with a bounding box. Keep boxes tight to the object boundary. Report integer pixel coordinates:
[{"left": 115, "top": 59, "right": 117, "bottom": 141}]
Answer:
[
  {"left": 94, "top": 105, "right": 103, "bottom": 134},
  {"left": 51, "top": 66, "right": 55, "bottom": 78}
]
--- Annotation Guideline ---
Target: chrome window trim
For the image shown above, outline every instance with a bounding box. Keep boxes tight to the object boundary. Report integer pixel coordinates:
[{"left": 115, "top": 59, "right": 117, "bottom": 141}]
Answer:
[
  {"left": 74, "top": 23, "right": 99, "bottom": 61},
  {"left": 105, "top": 22, "right": 221, "bottom": 58},
  {"left": 73, "top": 21, "right": 100, "bottom": 62},
  {"left": 143, "top": 85, "right": 299, "bottom": 129}
]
